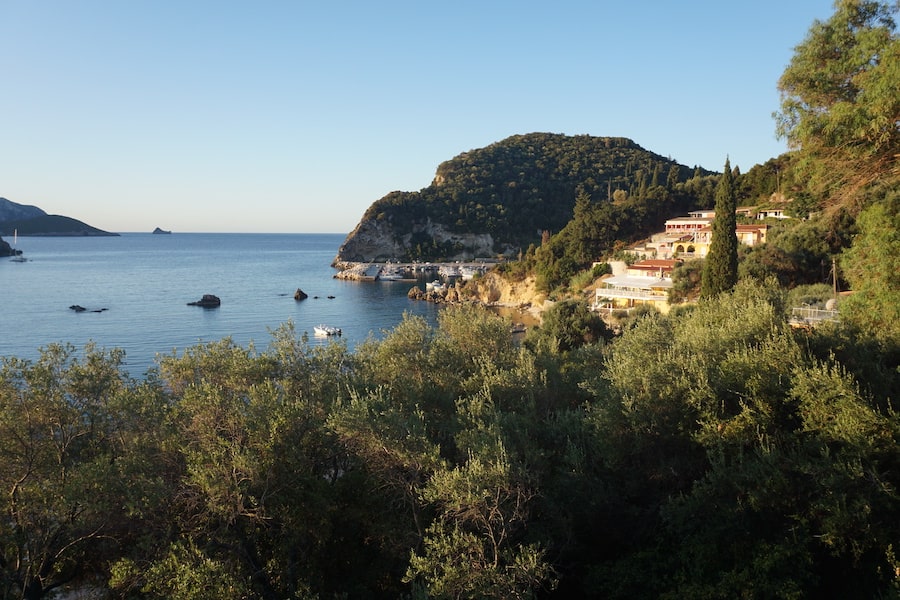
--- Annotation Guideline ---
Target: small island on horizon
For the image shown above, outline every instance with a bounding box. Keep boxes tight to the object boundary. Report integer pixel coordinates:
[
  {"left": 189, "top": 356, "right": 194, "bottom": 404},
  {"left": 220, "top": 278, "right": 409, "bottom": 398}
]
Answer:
[{"left": 152, "top": 227, "right": 172, "bottom": 234}]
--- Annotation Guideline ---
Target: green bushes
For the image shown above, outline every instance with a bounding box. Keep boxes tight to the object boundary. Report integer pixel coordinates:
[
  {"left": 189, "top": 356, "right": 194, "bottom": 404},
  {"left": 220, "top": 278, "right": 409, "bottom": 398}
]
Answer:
[{"left": 2, "top": 289, "right": 899, "bottom": 598}]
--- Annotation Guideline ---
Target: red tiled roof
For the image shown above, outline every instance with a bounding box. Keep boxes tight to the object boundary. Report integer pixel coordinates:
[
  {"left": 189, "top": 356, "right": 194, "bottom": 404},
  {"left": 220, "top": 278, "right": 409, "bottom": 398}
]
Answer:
[{"left": 633, "top": 259, "right": 681, "bottom": 268}]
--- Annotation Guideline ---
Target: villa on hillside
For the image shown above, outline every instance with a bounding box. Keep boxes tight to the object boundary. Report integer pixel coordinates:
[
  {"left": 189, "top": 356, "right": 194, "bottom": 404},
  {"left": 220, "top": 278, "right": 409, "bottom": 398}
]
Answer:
[
  {"left": 756, "top": 192, "right": 794, "bottom": 220},
  {"left": 757, "top": 207, "right": 789, "bottom": 220},
  {"left": 594, "top": 202, "right": 788, "bottom": 315},
  {"left": 591, "top": 259, "right": 681, "bottom": 314},
  {"left": 664, "top": 211, "right": 715, "bottom": 234},
  {"left": 628, "top": 210, "right": 770, "bottom": 259},
  {"left": 737, "top": 223, "right": 768, "bottom": 245},
  {"left": 681, "top": 223, "right": 769, "bottom": 257}
]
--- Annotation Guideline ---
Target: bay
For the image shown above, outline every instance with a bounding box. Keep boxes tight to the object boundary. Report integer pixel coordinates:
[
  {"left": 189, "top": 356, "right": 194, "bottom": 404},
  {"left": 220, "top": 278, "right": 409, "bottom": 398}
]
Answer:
[{"left": 0, "top": 233, "right": 441, "bottom": 375}]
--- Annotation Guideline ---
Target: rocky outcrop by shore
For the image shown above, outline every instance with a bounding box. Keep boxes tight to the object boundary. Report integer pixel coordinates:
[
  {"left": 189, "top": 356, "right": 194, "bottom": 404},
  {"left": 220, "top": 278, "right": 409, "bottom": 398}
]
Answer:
[
  {"left": 468, "top": 271, "right": 548, "bottom": 311},
  {"left": 405, "top": 270, "right": 549, "bottom": 321}
]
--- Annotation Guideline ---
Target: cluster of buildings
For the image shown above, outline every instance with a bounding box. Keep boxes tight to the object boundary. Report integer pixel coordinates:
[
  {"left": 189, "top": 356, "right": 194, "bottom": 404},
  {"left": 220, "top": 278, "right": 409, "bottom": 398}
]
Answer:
[
  {"left": 591, "top": 206, "right": 785, "bottom": 315},
  {"left": 628, "top": 209, "right": 770, "bottom": 261}
]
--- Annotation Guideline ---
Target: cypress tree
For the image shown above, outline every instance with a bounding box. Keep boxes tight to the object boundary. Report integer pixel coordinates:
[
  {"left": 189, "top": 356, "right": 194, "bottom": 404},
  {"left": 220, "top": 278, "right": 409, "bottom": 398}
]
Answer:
[{"left": 701, "top": 158, "right": 738, "bottom": 298}]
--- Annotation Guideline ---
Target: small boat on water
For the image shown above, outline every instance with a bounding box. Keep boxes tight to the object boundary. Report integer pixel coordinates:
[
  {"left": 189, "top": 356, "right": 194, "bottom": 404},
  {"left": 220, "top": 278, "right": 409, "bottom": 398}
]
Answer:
[
  {"left": 9, "top": 229, "right": 26, "bottom": 262},
  {"left": 314, "top": 324, "right": 342, "bottom": 336}
]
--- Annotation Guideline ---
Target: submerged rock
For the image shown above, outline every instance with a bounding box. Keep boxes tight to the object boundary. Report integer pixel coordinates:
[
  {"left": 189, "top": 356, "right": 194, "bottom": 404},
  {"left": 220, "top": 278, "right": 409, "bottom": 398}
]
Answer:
[{"left": 69, "top": 305, "right": 108, "bottom": 313}]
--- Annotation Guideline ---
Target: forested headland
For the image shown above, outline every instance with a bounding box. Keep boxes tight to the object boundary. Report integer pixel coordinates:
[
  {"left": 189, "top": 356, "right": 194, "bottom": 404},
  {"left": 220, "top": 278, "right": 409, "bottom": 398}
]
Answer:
[
  {"left": 1, "top": 1, "right": 899, "bottom": 598},
  {"left": 335, "top": 134, "right": 713, "bottom": 261}
]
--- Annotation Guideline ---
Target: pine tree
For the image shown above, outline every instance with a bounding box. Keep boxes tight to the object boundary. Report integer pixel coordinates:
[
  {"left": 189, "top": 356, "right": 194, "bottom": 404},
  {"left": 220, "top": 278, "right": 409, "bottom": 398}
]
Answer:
[
  {"left": 775, "top": 0, "right": 899, "bottom": 201},
  {"left": 701, "top": 158, "right": 738, "bottom": 298}
]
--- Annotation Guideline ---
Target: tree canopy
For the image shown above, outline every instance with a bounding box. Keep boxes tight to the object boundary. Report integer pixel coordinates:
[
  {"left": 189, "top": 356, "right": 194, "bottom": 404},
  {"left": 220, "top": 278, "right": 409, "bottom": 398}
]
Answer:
[
  {"left": 2, "top": 284, "right": 899, "bottom": 598},
  {"left": 776, "top": 0, "right": 899, "bottom": 206}
]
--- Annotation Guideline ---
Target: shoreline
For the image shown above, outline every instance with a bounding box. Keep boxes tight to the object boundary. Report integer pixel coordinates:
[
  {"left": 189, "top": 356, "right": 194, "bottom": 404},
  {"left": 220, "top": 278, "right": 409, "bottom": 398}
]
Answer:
[
  {"left": 334, "top": 261, "right": 547, "bottom": 325},
  {"left": 335, "top": 262, "right": 546, "bottom": 323}
]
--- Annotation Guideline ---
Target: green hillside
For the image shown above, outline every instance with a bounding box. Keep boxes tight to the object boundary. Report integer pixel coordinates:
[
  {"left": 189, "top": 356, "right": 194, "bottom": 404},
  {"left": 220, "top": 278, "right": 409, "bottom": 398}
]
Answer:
[{"left": 341, "top": 133, "right": 716, "bottom": 261}]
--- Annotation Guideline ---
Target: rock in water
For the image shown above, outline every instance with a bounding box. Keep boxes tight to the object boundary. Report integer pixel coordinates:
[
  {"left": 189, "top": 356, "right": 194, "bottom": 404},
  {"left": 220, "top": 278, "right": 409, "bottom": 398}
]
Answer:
[{"left": 188, "top": 294, "right": 221, "bottom": 307}]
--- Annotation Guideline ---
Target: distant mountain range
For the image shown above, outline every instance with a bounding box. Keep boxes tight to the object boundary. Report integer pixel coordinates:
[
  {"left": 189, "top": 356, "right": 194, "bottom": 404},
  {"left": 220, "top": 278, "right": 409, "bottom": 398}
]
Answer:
[{"left": 0, "top": 197, "right": 118, "bottom": 236}]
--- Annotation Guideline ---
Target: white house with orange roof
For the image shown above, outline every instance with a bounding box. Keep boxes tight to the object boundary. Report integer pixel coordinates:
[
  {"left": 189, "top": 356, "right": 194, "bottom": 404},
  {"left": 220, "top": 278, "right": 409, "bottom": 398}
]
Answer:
[{"left": 592, "top": 259, "right": 681, "bottom": 314}]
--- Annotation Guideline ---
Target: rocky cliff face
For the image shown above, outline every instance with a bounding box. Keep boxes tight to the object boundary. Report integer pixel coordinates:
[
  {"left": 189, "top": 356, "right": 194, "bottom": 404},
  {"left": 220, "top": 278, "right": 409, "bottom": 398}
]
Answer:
[
  {"left": 333, "top": 217, "right": 499, "bottom": 266},
  {"left": 471, "top": 271, "right": 548, "bottom": 312},
  {"left": 0, "top": 236, "right": 12, "bottom": 257},
  {"left": 333, "top": 218, "right": 405, "bottom": 266}
]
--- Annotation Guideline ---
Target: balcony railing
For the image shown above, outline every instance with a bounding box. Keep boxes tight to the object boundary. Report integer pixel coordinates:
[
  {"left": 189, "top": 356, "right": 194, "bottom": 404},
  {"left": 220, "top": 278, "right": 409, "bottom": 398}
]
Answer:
[
  {"left": 596, "top": 289, "right": 669, "bottom": 301},
  {"left": 789, "top": 306, "right": 839, "bottom": 326}
]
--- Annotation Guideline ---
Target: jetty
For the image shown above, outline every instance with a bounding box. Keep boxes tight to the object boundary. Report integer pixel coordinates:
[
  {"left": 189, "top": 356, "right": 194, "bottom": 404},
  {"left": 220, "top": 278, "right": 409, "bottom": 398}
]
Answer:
[
  {"left": 334, "top": 261, "right": 498, "bottom": 282},
  {"left": 334, "top": 263, "right": 382, "bottom": 281}
]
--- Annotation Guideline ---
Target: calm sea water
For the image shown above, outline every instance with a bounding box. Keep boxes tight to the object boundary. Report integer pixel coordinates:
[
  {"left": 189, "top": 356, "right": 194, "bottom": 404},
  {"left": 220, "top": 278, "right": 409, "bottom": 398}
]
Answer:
[{"left": 0, "top": 233, "right": 442, "bottom": 375}]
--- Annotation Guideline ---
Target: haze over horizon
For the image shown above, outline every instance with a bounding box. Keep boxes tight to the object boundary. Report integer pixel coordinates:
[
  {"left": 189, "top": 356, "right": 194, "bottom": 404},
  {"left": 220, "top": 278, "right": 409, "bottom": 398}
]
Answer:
[{"left": 1, "top": 1, "right": 835, "bottom": 234}]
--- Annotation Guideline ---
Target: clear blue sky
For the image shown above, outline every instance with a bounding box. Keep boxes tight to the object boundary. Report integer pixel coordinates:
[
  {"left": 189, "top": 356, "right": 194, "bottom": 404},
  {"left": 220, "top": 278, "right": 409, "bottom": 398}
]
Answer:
[{"left": 1, "top": 1, "right": 836, "bottom": 233}]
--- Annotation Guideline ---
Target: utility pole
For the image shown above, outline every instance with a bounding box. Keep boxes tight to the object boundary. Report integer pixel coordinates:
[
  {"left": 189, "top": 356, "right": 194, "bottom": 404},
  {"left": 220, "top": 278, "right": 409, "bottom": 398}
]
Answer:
[{"left": 832, "top": 257, "right": 838, "bottom": 301}]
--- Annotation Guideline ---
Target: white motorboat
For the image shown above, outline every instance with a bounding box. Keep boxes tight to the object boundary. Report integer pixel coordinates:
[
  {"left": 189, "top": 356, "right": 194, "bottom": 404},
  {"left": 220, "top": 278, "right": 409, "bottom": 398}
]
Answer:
[
  {"left": 425, "top": 280, "right": 446, "bottom": 293},
  {"left": 314, "top": 324, "right": 342, "bottom": 336}
]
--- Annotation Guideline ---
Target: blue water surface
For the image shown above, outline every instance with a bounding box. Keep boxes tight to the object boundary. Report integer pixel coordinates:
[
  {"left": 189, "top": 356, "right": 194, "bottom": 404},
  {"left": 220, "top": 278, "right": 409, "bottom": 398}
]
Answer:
[{"left": 0, "top": 233, "right": 441, "bottom": 375}]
